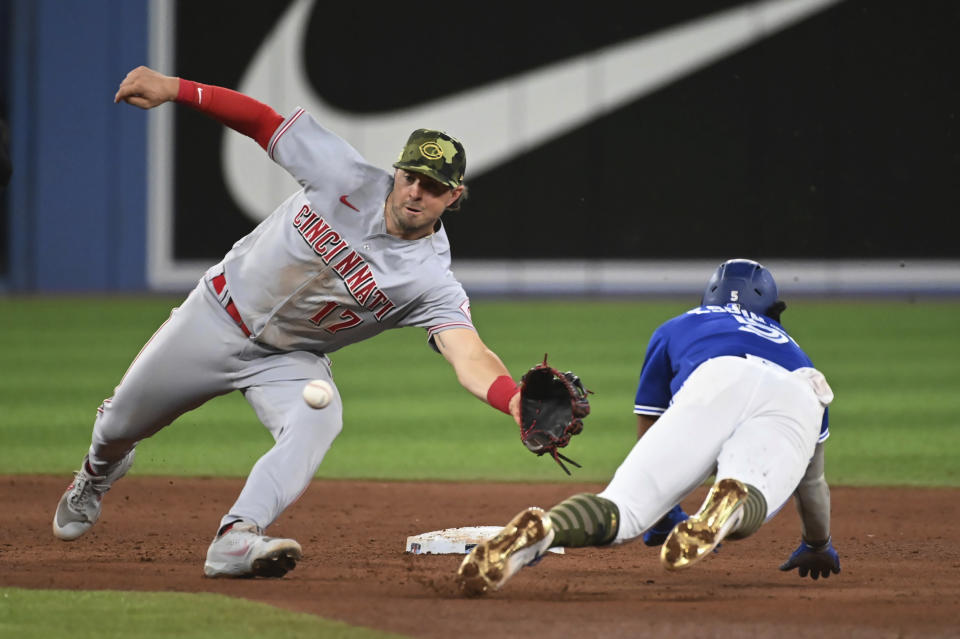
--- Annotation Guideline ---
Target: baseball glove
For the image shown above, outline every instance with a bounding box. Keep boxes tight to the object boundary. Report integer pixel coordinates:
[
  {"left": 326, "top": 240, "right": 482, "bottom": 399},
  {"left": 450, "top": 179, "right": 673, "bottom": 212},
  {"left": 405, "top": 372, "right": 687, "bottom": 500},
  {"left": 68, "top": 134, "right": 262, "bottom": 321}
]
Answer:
[{"left": 519, "top": 355, "right": 591, "bottom": 474}]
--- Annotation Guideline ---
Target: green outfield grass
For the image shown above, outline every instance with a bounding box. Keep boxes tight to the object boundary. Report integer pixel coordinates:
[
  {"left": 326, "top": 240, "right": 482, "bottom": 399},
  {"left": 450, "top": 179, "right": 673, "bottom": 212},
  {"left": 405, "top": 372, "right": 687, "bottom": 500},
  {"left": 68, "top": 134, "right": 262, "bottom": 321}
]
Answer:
[
  {"left": 1, "top": 295, "right": 958, "bottom": 637},
  {"left": 1, "top": 296, "right": 958, "bottom": 485},
  {"left": 0, "top": 588, "right": 410, "bottom": 639}
]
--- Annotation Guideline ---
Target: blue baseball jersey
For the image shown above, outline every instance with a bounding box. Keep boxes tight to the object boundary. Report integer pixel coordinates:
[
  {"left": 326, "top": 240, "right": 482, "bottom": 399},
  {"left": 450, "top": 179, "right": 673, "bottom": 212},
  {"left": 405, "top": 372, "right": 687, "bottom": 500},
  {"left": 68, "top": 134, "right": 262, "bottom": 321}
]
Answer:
[{"left": 634, "top": 304, "right": 829, "bottom": 441}]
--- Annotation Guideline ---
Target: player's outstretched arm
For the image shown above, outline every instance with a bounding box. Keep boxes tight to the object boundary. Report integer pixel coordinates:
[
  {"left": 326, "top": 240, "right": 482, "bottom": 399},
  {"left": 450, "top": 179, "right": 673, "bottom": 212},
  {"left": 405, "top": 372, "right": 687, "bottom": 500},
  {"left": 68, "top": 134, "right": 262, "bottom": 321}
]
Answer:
[
  {"left": 114, "top": 65, "right": 283, "bottom": 150},
  {"left": 433, "top": 328, "right": 521, "bottom": 425},
  {"left": 114, "top": 66, "right": 179, "bottom": 109},
  {"left": 791, "top": 443, "right": 832, "bottom": 544},
  {"left": 780, "top": 442, "right": 840, "bottom": 579}
]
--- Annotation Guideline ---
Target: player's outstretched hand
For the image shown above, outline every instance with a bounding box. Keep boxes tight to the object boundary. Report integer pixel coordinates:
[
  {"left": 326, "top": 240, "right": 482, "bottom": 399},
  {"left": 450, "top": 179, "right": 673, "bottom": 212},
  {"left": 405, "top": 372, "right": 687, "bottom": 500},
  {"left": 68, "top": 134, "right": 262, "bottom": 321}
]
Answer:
[
  {"left": 779, "top": 537, "right": 840, "bottom": 579},
  {"left": 114, "top": 66, "right": 179, "bottom": 109},
  {"left": 642, "top": 504, "right": 689, "bottom": 546}
]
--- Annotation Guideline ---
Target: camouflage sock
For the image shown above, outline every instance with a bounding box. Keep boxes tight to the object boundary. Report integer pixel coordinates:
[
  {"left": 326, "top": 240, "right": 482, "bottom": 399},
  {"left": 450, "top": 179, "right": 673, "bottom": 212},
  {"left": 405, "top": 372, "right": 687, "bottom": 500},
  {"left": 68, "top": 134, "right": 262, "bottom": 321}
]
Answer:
[
  {"left": 727, "top": 483, "right": 767, "bottom": 540},
  {"left": 547, "top": 493, "right": 620, "bottom": 547}
]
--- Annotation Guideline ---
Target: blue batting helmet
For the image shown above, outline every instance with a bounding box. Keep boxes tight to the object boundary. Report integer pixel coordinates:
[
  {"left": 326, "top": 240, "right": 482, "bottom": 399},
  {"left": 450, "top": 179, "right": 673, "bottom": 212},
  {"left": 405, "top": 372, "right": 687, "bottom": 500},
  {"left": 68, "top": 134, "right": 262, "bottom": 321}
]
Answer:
[{"left": 702, "top": 259, "right": 779, "bottom": 315}]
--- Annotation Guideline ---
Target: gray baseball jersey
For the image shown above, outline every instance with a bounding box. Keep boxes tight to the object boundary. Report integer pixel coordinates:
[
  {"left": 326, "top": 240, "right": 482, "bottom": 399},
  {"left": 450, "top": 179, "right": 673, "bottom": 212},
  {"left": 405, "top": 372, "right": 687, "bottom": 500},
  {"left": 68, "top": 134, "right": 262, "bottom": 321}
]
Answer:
[
  {"left": 207, "top": 107, "right": 475, "bottom": 354},
  {"left": 81, "top": 106, "right": 479, "bottom": 534}
]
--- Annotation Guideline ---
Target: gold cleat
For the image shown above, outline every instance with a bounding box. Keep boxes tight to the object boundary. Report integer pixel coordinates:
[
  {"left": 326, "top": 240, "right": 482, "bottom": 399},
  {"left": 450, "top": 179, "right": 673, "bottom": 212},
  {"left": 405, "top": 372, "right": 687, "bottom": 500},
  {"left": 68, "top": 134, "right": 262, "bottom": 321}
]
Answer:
[
  {"left": 457, "top": 507, "right": 554, "bottom": 596},
  {"left": 661, "top": 478, "right": 748, "bottom": 570}
]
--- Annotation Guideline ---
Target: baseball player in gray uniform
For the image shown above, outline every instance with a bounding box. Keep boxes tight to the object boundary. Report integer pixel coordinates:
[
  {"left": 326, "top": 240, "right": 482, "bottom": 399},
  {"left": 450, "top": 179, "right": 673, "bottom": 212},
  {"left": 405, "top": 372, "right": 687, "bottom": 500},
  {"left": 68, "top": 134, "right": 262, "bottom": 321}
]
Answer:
[{"left": 52, "top": 66, "right": 525, "bottom": 578}]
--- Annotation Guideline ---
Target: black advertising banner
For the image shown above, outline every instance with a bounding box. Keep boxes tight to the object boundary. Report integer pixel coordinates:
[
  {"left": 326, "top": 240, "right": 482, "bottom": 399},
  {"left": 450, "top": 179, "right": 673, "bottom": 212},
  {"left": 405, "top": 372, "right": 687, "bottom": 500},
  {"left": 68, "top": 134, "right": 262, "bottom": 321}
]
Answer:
[{"left": 172, "top": 1, "right": 959, "bottom": 263}]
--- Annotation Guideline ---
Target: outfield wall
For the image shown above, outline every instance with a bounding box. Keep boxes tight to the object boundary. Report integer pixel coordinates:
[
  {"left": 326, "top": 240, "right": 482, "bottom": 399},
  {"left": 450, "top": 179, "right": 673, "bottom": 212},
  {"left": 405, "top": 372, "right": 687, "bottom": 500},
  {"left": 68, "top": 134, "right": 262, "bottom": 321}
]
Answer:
[
  {"left": 4, "top": 0, "right": 148, "bottom": 291},
  {"left": 2, "top": 1, "right": 958, "bottom": 295}
]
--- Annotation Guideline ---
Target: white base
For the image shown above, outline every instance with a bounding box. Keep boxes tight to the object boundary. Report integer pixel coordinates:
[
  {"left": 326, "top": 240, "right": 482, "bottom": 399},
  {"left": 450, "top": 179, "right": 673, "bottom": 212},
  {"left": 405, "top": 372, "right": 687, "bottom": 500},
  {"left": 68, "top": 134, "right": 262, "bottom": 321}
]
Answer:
[{"left": 405, "top": 526, "right": 564, "bottom": 555}]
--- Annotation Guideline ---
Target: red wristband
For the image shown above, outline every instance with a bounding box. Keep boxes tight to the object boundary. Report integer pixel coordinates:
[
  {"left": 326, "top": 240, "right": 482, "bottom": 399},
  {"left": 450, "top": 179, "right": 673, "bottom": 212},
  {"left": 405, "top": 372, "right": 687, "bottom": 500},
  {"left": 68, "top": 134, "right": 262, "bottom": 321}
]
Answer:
[{"left": 487, "top": 375, "right": 520, "bottom": 415}]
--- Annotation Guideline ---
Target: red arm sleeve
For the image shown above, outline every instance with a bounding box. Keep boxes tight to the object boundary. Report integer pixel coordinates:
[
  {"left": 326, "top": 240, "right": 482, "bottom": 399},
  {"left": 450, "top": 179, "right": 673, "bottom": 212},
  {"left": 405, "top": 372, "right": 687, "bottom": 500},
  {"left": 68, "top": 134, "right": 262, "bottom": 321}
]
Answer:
[{"left": 176, "top": 79, "right": 284, "bottom": 151}]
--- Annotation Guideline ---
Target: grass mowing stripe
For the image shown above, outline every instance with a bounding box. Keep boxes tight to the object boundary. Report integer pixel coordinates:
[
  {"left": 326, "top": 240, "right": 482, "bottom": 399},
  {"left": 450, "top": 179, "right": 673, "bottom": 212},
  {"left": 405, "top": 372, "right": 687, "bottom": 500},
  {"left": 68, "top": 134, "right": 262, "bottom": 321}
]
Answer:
[{"left": 1, "top": 297, "right": 957, "bottom": 485}]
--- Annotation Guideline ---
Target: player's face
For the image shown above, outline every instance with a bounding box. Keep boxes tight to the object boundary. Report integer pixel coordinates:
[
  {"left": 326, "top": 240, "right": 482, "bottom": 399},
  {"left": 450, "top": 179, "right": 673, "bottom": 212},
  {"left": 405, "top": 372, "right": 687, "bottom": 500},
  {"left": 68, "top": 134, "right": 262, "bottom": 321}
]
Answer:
[{"left": 385, "top": 170, "right": 464, "bottom": 240}]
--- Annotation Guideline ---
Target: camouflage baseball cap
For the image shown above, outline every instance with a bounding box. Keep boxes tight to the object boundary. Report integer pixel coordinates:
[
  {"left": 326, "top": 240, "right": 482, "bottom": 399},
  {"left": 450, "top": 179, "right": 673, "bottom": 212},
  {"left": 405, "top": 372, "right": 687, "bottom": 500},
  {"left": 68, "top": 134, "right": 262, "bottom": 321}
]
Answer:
[{"left": 392, "top": 129, "right": 466, "bottom": 189}]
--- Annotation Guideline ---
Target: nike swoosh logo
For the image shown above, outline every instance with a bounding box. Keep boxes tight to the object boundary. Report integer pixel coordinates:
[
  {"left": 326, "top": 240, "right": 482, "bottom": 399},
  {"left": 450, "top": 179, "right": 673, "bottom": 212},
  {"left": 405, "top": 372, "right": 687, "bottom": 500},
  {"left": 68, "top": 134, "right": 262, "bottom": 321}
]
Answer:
[
  {"left": 225, "top": 0, "right": 842, "bottom": 222},
  {"left": 339, "top": 194, "right": 359, "bottom": 211}
]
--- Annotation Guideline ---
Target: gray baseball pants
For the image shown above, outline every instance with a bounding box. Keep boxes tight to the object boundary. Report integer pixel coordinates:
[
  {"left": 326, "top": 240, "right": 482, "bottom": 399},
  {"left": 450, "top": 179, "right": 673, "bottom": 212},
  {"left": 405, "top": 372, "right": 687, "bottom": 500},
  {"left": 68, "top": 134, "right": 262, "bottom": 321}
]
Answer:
[{"left": 86, "top": 279, "right": 342, "bottom": 532}]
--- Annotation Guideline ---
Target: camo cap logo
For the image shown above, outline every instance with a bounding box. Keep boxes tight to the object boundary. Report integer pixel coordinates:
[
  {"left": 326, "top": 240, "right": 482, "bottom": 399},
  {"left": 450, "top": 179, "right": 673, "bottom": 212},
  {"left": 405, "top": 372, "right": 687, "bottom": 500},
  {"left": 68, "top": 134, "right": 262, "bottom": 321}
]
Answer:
[
  {"left": 393, "top": 128, "right": 466, "bottom": 189},
  {"left": 419, "top": 141, "right": 443, "bottom": 160}
]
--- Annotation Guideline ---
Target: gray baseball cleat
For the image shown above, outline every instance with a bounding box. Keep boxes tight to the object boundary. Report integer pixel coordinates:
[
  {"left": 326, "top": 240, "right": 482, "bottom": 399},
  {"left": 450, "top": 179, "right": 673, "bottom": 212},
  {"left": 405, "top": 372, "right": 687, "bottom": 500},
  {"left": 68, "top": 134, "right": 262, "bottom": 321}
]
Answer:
[
  {"left": 661, "top": 477, "right": 748, "bottom": 570},
  {"left": 53, "top": 450, "right": 136, "bottom": 541},
  {"left": 203, "top": 522, "right": 303, "bottom": 578},
  {"left": 456, "top": 507, "right": 555, "bottom": 596}
]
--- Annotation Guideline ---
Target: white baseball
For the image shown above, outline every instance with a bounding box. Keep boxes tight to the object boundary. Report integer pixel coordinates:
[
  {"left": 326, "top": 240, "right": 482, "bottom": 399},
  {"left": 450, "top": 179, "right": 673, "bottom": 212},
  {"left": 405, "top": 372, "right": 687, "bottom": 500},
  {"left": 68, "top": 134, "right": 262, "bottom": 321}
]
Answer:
[{"left": 302, "top": 379, "right": 333, "bottom": 409}]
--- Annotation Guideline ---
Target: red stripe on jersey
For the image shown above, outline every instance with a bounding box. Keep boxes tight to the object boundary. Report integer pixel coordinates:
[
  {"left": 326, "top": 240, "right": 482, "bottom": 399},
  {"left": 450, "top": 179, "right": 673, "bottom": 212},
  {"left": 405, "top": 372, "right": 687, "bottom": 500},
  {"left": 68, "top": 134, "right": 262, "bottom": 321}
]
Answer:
[
  {"left": 427, "top": 322, "right": 474, "bottom": 336},
  {"left": 268, "top": 108, "right": 305, "bottom": 160}
]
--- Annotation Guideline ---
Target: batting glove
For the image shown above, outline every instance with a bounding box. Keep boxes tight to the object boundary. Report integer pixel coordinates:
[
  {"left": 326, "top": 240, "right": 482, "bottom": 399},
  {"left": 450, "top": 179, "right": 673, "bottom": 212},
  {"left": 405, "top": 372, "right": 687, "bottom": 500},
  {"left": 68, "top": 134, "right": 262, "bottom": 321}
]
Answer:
[
  {"left": 779, "top": 537, "right": 841, "bottom": 579},
  {"left": 642, "top": 504, "right": 689, "bottom": 546}
]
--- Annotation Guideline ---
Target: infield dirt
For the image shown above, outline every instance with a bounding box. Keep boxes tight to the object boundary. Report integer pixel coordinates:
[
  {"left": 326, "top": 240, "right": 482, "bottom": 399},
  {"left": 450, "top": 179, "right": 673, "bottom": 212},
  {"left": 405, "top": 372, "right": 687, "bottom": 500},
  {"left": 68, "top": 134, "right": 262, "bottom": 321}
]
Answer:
[{"left": 2, "top": 477, "right": 958, "bottom": 638}]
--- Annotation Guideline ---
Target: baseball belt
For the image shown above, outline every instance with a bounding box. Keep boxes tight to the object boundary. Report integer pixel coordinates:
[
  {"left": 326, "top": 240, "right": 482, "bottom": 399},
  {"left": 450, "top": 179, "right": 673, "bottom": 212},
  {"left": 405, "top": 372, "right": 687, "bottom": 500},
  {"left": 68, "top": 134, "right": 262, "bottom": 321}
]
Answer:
[{"left": 209, "top": 272, "right": 252, "bottom": 337}]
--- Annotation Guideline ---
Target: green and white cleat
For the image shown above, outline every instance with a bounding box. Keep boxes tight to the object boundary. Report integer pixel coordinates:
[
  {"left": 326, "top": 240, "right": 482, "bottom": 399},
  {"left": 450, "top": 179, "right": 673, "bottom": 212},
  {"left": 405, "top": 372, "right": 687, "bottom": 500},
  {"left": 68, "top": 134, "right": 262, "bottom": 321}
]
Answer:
[{"left": 457, "top": 507, "right": 555, "bottom": 596}]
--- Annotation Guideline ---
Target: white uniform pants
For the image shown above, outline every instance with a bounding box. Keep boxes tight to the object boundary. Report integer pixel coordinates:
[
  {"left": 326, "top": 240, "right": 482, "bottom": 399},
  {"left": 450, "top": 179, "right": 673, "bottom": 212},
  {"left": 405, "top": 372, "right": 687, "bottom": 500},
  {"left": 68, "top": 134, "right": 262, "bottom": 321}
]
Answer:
[
  {"left": 87, "top": 280, "right": 343, "bottom": 531},
  {"left": 599, "top": 355, "right": 832, "bottom": 543}
]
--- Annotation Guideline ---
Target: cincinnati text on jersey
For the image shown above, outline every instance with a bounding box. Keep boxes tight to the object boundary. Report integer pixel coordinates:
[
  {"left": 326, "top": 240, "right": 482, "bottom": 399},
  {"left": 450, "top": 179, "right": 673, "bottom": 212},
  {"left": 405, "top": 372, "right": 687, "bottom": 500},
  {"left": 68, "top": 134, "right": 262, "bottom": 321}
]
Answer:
[{"left": 292, "top": 205, "right": 396, "bottom": 321}]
